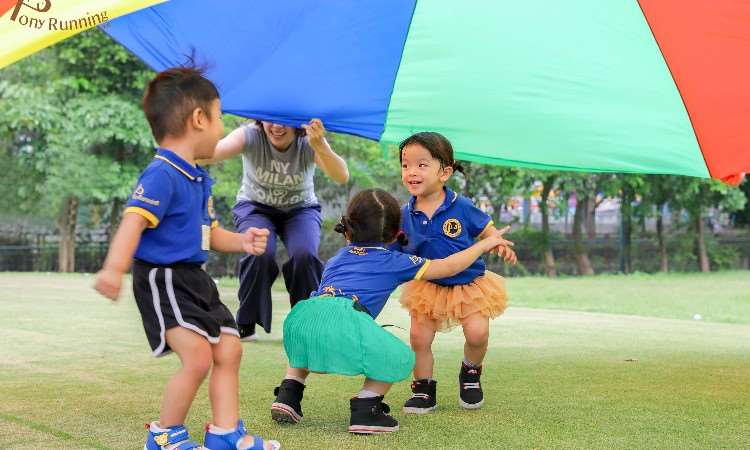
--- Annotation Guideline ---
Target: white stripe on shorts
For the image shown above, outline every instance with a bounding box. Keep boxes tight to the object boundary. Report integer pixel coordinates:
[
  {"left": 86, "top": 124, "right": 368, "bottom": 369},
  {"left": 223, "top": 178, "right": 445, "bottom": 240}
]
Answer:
[
  {"left": 165, "top": 268, "right": 220, "bottom": 344},
  {"left": 221, "top": 326, "right": 240, "bottom": 337},
  {"left": 148, "top": 268, "right": 167, "bottom": 357}
]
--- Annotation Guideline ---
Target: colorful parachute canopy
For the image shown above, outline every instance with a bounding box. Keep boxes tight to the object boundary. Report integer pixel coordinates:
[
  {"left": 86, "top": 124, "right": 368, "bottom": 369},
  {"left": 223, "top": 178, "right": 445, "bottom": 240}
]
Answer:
[{"left": 2, "top": 1, "right": 749, "bottom": 181}]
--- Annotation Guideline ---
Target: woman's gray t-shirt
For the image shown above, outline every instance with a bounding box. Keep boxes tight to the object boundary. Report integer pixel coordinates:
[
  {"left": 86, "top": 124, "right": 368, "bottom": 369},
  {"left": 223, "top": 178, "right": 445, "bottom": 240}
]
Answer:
[{"left": 236, "top": 125, "right": 318, "bottom": 210}]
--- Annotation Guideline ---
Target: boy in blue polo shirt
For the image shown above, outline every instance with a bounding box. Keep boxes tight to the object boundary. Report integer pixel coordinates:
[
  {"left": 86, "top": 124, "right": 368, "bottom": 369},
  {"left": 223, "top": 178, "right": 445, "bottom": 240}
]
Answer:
[{"left": 94, "top": 68, "right": 280, "bottom": 450}]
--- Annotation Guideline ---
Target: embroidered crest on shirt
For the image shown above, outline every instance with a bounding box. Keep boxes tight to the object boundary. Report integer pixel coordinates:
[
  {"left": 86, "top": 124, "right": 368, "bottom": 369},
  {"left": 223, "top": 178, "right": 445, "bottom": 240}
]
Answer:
[
  {"left": 131, "top": 184, "right": 160, "bottom": 206},
  {"left": 320, "top": 285, "right": 360, "bottom": 302},
  {"left": 322, "top": 285, "right": 338, "bottom": 295},
  {"left": 409, "top": 255, "right": 424, "bottom": 265},
  {"left": 442, "top": 218, "right": 462, "bottom": 238},
  {"left": 348, "top": 246, "right": 368, "bottom": 256}
]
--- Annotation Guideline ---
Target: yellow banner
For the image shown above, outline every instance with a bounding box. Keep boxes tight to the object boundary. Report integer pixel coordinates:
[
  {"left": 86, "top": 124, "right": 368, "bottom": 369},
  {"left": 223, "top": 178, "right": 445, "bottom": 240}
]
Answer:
[{"left": 0, "top": 0, "right": 166, "bottom": 69}]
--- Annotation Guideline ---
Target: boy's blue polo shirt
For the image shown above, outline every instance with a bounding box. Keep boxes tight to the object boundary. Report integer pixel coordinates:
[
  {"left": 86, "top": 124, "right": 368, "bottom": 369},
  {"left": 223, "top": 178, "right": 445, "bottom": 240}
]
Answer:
[
  {"left": 399, "top": 187, "right": 493, "bottom": 286},
  {"left": 311, "top": 244, "right": 430, "bottom": 318},
  {"left": 124, "top": 149, "right": 218, "bottom": 265}
]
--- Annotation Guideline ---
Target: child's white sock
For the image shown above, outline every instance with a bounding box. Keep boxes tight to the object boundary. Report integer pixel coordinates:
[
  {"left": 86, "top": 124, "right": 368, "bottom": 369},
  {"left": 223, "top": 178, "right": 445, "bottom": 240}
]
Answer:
[
  {"left": 149, "top": 421, "right": 169, "bottom": 432},
  {"left": 284, "top": 375, "right": 306, "bottom": 385},
  {"left": 357, "top": 389, "right": 380, "bottom": 398},
  {"left": 207, "top": 424, "right": 234, "bottom": 435},
  {"left": 463, "top": 357, "right": 480, "bottom": 369}
]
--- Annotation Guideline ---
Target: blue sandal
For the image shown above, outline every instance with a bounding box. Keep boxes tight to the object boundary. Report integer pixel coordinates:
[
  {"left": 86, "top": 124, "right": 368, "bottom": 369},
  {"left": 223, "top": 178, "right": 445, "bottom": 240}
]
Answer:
[
  {"left": 204, "top": 419, "right": 281, "bottom": 450},
  {"left": 145, "top": 423, "right": 206, "bottom": 450}
]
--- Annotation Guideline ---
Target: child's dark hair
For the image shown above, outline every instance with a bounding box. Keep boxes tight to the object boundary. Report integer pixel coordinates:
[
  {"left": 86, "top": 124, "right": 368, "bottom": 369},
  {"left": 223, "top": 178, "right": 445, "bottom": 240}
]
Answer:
[
  {"left": 398, "top": 131, "right": 464, "bottom": 174},
  {"left": 142, "top": 67, "right": 220, "bottom": 142},
  {"left": 334, "top": 189, "right": 407, "bottom": 245}
]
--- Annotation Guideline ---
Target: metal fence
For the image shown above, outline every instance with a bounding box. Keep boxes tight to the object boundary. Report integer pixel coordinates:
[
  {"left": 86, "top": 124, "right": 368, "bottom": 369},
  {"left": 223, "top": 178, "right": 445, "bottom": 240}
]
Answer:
[{"left": 1, "top": 233, "right": 748, "bottom": 277}]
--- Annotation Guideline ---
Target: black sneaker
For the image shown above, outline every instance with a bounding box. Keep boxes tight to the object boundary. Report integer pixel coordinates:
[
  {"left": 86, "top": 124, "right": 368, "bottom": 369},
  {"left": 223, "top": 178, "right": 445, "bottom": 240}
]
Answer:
[
  {"left": 348, "top": 396, "right": 399, "bottom": 434},
  {"left": 237, "top": 323, "right": 257, "bottom": 342},
  {"left": 458, "top": 363, "right": 484, "bottom": 409},
  {"left": 402, "top": 379, "right": 437, "bottom": 414},
  {"left": 271, "top": 379, "right": 305, "bottom": 424}
]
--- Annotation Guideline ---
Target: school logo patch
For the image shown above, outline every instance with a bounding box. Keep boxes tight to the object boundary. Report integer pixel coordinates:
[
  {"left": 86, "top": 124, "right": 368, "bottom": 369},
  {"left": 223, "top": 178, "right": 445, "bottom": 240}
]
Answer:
[
  {"left": 409, "top": 255, "right": 424, "bottom": 265},
  {"left": 131, "top": 184, "right": 160, "bottom": 206},
  {"left": 207, "top": 196, "right": 216, "bottom": 219},
  {"left": 348, "top": 246, "right": 368, "bottom": 256},
  {"left": 442, "top": 218, "right": 462, "bottom": 238}
]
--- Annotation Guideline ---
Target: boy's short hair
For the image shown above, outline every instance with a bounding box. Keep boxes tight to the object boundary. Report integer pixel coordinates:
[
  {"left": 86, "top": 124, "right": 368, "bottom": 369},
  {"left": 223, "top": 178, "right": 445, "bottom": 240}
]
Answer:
[{"left": 142, "top": 67, "right": 220, "bottom": 142}]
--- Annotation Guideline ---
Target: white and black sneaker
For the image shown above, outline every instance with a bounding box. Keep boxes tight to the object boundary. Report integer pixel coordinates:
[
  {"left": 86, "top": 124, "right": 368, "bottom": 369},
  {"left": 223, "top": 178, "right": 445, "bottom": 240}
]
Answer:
[
  {"left": 458, "top": 363, "right": 484, "bottom": 409},
  {"left": 348, "top": 396, "right": 399, "bottom": 434},
  {"left": 402, "top": 379, "right": 437, "bottom": 414},
  {"left": 271, "top": 379, "right": 305, "bottom": 424}
]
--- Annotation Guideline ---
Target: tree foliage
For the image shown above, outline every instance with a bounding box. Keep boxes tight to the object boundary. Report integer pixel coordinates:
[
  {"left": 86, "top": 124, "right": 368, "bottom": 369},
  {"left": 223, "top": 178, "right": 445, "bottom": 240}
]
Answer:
[{"left": 1, "top": 31, "right": 749, "bottom": 275}]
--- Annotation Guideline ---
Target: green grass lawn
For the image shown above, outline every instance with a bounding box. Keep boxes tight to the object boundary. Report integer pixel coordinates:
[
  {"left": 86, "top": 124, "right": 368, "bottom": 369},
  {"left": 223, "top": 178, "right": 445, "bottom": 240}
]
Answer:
[{"left": 1, "top": 272, "right": 748, "bottom": 449}]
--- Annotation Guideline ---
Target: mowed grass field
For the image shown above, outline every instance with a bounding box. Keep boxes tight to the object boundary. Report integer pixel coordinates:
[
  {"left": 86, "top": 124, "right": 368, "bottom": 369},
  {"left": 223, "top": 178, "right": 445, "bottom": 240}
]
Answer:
[{"left": 1, "top": 272, "right": 748, "bottom": 449}]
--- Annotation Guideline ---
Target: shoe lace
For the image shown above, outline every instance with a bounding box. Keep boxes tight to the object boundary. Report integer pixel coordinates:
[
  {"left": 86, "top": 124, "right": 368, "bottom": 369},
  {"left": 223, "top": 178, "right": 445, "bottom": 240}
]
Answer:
[{"left": 462, "top": 381, "right": 481, "bottom": 390}]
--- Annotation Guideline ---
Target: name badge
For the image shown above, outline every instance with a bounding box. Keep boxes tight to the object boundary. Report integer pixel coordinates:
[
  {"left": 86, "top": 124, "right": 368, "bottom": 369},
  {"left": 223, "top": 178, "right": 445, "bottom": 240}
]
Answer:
[{"left": 202, "top": 225, "right": 211, "bottom": 250}]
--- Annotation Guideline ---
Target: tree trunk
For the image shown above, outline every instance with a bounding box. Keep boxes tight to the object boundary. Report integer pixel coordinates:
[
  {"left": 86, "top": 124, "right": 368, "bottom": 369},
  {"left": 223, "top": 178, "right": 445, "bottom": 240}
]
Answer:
[
  {"left": 656, "top": 203, "right": 668, "bottom": 272},
  {"left": 573, "top": 193, "right": 594, "bottom": 276},
  {"left": 108, "top": 197, "right": 124, "bottom": 242},
  {"left": 585, "top": 195, "right": 597, "bottom": 239},
  {"left": 620, "top": 187, "right": 633, "bottom": 273},
  {"left": 540, "top": 177, "right": 557, "bottom": 277},
  {"left": 57, "top": 196, "right": 79, "bottom": 273},
  {"left": 694, "top": 212, "right": 710, "bottom": 272},
  {"left": 522, "top": 196, "right": 531, "bottom": 228}
]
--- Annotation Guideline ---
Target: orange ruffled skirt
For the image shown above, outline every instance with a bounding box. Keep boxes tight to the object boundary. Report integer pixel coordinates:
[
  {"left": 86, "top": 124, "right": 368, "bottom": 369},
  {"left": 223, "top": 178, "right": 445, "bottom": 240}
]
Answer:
[{"left": 400, "top": 271, "right": 507, "bottom": 332}]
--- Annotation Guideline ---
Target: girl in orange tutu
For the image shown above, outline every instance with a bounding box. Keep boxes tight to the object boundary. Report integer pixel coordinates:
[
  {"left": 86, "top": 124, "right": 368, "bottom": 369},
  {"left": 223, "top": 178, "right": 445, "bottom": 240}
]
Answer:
[{"left": 396, "top": 132, "right": 517, "bottom": 413}]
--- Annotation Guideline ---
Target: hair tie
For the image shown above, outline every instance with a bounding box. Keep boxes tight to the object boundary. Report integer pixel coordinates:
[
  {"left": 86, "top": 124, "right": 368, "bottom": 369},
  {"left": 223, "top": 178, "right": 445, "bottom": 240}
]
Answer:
[
  {"left": 334, "top": 216, "right": 348, "bottom": 234},
  {"left": 396, "top": 231, "right": 409, "bottom": 246}
]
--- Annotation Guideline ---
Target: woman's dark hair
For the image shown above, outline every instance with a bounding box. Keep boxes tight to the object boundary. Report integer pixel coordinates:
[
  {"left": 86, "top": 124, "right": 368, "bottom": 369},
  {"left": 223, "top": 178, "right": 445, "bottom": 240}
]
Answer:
[
  {"left": 398, "top": 131, "right": 464, "bottom": 174},
  {"left": 334, "top": 189, "right": 407, "bottom": 245},
  {"left": 254, "top": 120, "right": 306, "bottom": 137}
]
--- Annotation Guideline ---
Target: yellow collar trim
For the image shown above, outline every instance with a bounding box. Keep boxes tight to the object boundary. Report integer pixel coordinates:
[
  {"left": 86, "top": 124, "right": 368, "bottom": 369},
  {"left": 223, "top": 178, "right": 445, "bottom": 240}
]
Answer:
[{"left": 154, "top": 155, "right": 195, "bottom": 180}]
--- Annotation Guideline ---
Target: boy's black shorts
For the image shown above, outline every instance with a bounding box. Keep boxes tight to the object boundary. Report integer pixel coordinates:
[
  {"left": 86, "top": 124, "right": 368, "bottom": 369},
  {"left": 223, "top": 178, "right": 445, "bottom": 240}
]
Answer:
[{"left": 132, "top": 260, "right": 238, "bottom": 357}]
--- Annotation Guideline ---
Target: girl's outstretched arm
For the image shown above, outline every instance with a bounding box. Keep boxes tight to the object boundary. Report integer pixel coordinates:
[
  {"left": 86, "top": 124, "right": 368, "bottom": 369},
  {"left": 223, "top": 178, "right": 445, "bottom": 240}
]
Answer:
[
  {"left": 479, "top": 224, "right": 517, "bottom": 264},
  {"left": 421, "top": 231, "right": 513, "bottom": 280}
]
